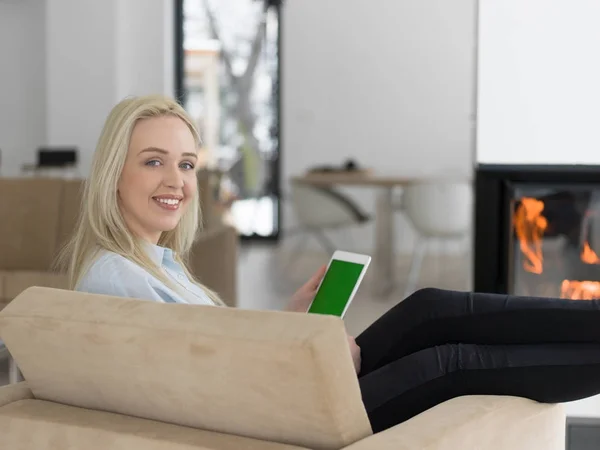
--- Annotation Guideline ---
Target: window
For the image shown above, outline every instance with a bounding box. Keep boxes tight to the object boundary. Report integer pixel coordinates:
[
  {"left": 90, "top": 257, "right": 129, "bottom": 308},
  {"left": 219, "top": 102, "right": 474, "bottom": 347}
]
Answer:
[{"left": 175, "top": 0, "right": 282, "bottom": 239}]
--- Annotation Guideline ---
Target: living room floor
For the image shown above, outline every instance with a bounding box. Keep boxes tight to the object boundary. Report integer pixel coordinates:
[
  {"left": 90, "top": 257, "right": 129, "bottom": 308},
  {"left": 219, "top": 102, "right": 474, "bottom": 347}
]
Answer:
[{"left": 0, "top": 244, "right": 471, "bottom": 386}]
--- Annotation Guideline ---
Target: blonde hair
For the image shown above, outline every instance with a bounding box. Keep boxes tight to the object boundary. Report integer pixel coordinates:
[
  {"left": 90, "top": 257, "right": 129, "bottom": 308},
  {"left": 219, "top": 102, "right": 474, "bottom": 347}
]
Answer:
[{"left": 56, "top": 94, "right": 225, "bottom": 306}]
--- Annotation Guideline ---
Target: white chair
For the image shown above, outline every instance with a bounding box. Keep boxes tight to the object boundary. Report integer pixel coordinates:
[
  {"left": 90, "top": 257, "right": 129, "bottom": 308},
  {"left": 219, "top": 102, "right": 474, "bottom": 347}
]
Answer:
[
  {"left": 402, "top": 180, "right": 473, "bottom": 297},
  {"left": 287, "top": 181, "right": 370, "bottom": 255}
]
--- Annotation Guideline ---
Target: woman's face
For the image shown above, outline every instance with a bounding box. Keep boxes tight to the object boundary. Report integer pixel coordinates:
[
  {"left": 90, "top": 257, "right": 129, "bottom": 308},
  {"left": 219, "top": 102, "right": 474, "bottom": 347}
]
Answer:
[{"left": 117, "top": 116, "right": 199, "bottom": 244}]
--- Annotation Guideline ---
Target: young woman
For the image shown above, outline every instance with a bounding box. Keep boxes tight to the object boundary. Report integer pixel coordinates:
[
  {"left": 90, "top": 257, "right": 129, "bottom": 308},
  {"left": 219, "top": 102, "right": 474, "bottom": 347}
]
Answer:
[{"left": 62, "top": 95, "right": 600, "bottom": 433}]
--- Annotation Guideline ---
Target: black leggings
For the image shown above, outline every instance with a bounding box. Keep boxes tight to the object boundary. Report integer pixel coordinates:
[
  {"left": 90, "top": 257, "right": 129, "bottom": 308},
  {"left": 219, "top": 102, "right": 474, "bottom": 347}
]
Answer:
[{"left": 355, "top": 288, "right": 600, "bottom": 432}]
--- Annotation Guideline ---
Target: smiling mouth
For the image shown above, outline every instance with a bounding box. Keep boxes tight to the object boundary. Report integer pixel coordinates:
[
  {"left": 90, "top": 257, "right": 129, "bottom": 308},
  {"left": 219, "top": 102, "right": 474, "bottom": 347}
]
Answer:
[{"left": 152, "top": 197, "right": 182, "bottom": 211}]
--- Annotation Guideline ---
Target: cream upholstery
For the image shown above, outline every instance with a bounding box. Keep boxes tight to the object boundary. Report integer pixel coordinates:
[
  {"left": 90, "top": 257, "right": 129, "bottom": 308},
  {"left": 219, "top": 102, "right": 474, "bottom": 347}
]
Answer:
[
  {"left": 0, "top": 288, "right": 566, "bottom": 449},
  {"left": 0, "top": 178, "right": 65, "bottom": 271},
  {"left": 0, "top": 399, "right": 309, "bottom": 450},
  {"left": 0, "top": 287, "right": 371, "bottom": 450},
  {"left": 1, "top": 272, "right": 69, "bottom": 300},
  {"left": 0, "top": 382, "right": 33, "bottom": 408},
  {"left": 345, "top": 395, "right": 565, "bottom": 450}
]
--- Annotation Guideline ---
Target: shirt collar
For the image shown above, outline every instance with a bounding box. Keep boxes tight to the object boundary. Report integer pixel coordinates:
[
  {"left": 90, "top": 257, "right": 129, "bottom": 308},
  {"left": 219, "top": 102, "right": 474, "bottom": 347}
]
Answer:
[{"left": 143, "top": 242, "right": 174, "bottom": 266}]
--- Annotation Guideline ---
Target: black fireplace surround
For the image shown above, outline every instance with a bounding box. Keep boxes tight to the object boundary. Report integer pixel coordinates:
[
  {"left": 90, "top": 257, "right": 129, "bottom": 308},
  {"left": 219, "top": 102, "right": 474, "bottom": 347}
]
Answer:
[{"left": 474, "top": 164, "right": 600, "bottom": 296}]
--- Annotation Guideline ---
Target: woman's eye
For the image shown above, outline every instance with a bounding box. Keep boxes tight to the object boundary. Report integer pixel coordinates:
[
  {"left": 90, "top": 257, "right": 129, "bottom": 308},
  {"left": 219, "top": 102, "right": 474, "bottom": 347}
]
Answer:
[
  {"left": 145, "top": 160, "right": 161, "bottom": 167},
  {"left": 180, "top": 161, "right": 195, "bottom": 170}
]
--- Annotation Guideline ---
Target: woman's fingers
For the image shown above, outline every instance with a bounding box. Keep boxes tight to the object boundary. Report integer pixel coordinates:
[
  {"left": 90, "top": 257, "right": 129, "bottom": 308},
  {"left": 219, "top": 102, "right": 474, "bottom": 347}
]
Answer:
[
  {"left": 302, "top": 264, "right": 327, "bottom": 292},
  {"left": 310, "top": 264, "right": 328, "bottom": 289}
]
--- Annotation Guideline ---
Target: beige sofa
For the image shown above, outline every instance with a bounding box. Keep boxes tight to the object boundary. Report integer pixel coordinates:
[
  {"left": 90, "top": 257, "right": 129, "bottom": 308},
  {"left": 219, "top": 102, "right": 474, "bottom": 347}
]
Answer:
[
  {"left": 0, "top": 176, "right": 237, "bottom": 308},
  {"left": 0, "top": 287, "right": 566, "bottom": 449}
]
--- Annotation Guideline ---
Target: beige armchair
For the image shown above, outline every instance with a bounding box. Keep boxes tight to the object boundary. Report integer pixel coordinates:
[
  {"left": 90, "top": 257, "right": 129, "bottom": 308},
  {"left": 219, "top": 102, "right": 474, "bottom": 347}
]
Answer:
[{"left": 0, "top": 287, "right": 565, "bottom": 449}]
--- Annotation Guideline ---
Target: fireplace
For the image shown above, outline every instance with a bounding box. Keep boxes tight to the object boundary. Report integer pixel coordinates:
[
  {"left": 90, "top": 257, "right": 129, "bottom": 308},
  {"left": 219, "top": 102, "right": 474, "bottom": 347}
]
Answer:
[{"left": 474, "top": 165, "right": 600, "bottom": 299}]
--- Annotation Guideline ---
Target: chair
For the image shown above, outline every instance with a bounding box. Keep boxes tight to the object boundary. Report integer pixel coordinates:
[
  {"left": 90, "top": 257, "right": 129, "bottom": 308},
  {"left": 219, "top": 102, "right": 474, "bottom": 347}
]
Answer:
[
  {"left": 287, "top": 181, "right": 370, "bottom": 255},
  {"left": 401, "top": 180, "right": 472, "bottom": 297}
]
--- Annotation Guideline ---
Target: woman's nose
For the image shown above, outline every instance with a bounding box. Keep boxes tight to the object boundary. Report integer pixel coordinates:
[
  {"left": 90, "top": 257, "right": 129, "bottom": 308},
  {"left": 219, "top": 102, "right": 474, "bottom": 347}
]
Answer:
[{"left": 165, "top": 165, "right": 184, "bottom": 188}]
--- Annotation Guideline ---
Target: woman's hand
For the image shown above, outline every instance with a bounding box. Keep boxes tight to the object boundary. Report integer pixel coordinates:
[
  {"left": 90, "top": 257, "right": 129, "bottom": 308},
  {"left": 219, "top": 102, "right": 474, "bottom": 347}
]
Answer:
[
  {"left": 285, "top": 265, "right": 361, "bottom": 375},
  {"left": 285, "top": 265, "right": 327, "bottom": 313},
  {"left": 347, "top": 335, "right": 362, "bottom": 375}
]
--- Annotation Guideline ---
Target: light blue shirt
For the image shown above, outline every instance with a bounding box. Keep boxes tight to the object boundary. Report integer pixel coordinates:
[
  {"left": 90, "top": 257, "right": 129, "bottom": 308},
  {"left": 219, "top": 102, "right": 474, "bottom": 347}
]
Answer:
[{"left": 76, "top": 244, "right": 215, "bottom": 306}]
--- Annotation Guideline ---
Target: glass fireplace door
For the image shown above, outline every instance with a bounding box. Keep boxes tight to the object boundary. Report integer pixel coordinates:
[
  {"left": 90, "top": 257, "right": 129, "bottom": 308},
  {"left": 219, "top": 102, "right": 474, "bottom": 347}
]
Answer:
[{"left": 511, "top": 184, "right": 600, "bottom": 300}]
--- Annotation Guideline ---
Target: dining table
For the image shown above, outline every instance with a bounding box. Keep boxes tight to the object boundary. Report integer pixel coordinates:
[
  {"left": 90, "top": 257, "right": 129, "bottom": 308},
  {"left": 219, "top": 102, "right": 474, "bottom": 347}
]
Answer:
[{"left": 292, "top": 170, "right": 420, "bottom": 297}]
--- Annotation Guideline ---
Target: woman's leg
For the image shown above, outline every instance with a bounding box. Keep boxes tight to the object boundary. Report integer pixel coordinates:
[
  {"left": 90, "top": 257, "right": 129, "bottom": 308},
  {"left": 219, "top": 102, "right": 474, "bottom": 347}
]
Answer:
[
  {"left": 359, "top": 342, "right": 600, "bottom": 432},
  {"left": 356, "top": 287, "right": 600, "bottom": 376}
]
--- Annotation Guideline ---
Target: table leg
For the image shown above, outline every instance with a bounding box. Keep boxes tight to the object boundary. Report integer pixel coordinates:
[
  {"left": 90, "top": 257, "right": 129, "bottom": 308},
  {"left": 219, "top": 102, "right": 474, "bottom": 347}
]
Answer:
[{"left": 373, "top": 187, "right": 395, "bottom": 296}]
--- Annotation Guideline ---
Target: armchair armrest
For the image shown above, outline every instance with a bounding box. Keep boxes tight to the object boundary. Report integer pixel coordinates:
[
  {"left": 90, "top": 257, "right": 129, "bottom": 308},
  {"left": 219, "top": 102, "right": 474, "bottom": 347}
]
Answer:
[
  {"left": 342, "top": 396, "right": 565, "bottom": 450},
  {"left": 0, "top": 382, "right": 33, "bottom": 408}
]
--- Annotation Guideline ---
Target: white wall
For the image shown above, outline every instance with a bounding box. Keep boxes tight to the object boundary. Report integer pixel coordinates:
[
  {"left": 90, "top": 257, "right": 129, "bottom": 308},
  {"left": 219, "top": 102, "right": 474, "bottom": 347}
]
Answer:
[
  {"left": 282, "top": 0, "right": 477, "bottom": 252},
  {"left": 477, "top": 0, "right": 600, "bottom": 165},
  {"left": 116, "top": 0, "right": 175, "bottom": 100},
  {"left": 0, "top": 0, "right": 175, "bottom": 177},
  {"left": 0, "top": 0, "right": 47, "bottom": 176},
  {"left": 46, "top": 0, "right": 119, "bottom": 174}
]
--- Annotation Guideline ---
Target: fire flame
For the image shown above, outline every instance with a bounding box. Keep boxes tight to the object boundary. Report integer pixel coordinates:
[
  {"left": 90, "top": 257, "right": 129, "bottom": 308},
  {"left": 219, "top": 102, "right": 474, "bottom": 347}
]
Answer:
[
  {"left": 514, "top": 197, "right": 547, "bottom": 274},
  {"left": 581, "top": 242, "right": 600, "bottom": 264},
  {"left": 561, "top": 280, "right": 600, "bottom": 300},
  {"left": 515, "top": 196, "right": 600, "bottom": 300}
]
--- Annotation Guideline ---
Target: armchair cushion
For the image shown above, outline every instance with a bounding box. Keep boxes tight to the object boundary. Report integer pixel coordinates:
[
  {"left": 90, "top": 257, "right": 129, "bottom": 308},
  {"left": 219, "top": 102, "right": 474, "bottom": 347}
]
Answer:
[
  {"left": 343, "top": 395, "right": 565, "bottom": 450},
  {"left": 0, "top": 400, "right": 310, "bottom": 450},
  {"left": 0, "top": 382, "right": 33, "bottom": 408}
]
